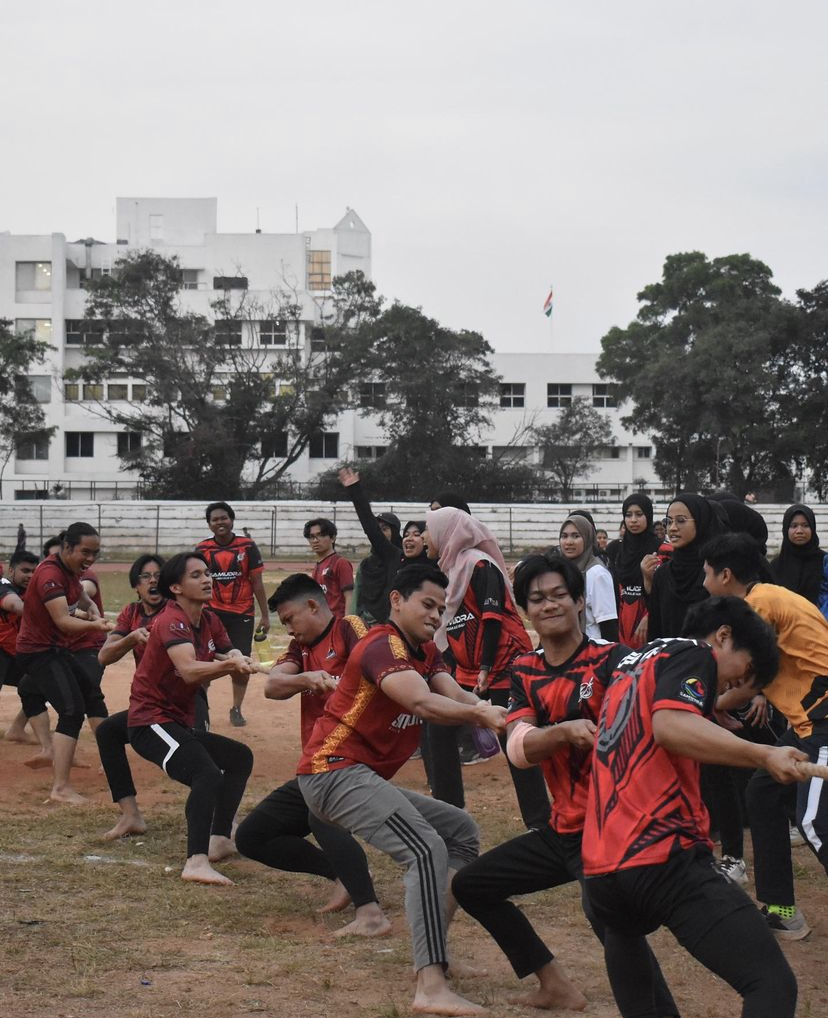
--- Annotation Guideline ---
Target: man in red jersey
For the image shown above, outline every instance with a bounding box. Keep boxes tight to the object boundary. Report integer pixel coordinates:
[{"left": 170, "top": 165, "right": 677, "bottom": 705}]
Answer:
[
  {"left": 127, "top": 552, "right": 255, "bottom": 885},
  {"left": 237, "top": 573, "right": 390, "bottom": 936},
  {"left": 196, "top": 501, "right": 270, "bottom": 727},
  {"left": 16, "top": 523, "right": 113, "bottom": 802},
  {"left": 453, "top": 553, "right": 678, "bottom": 1015},
  {"left": 304, "top": 517, "right": 354, "bottom": 618},
  {"left": 297, "top": 563, "right": 506, "bottom": 1017},
  {"left": 94, "top": 554, "right": 168, "bottom": 840},
  {"left": 0, "top": 550, "right": 39, "bottom": 744},
  {"left": 582, "top": 597, "right": 807, "bottom": 1018}
]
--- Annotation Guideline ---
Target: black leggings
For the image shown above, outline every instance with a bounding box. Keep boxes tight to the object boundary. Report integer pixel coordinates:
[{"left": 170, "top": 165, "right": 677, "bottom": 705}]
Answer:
[
  {"left": 235, "top": 779, "right": 377, "bottom": 907},
  {"left": 587, "top": 847, "right": 797, "bottom": 1018},
  {"left": 129, "top": 722, "right": 252, "bottom": 857},
  {"left": 18, "top": 649, "right": 107, "bottom": 737}
]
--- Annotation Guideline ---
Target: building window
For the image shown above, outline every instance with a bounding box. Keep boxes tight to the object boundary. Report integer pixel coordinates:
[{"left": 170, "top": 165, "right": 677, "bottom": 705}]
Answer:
[
  {"left": 262, "top": 432, "right": 288, "bottom": 458},
  {"left": 131, "top": 383, "right": 147, "bottom": 402},
  {"left": 547, "top": 383, "right": 572, "bottom": 408},
  {"left": 355, "top": 445, "right": 388, "bottom": 460},
  {"left": 592, "top": 383, "right": 618, "bottom": 408},
  {"left": 258, "top": 319, "right": 287, "bottom": 346},
  {"left": 65, "top": 319, "right": 105, "bottom": 345},
  {"left": 499, "top": 383, "right": 525, "bottom": 408},
  {"left": 79, "top": 267, "right": 113, "bottom": 290},
  {"left": 359, "top": 382, "right": 386, "bottom": 409},
  {"left": 309, "top": 326, "right": 327, "bottom": 352},
  {"left": 149, "top": 214, "right": 164, "bottom": 240},
  {"left": 108, "top": 383, "right": 129, "bottom": 400},
  {"left": 598, "top": 446, "right": 621, "bottom": 459},
  {"left": 181, "top": 269, "right": 201, "bottom": 290},
  {"left": 15, "top": 319, "right": 52, "bottom": 342},
  {"left": 64, "top": 381, "right": 80, "bottom": 401},
  {"left": 215, "top": 320, "right": 242, "bottom": 346},
  {"left": 635, "top": 446, "right": 652, "bottom": 459},
  {"left": 15, "top": 262, "right": 51, "bottom": 291},
  {"left": 117, "top": 432, "right": 142, "bottom": 456},
  {"left": 307, "top": 250, "right": 331, "bottom": 291},
  {"left": 462, "top": 445, "right": 488, "bottom": 459},
  {"left": 66, "top": 432, "right": 94, "bottom": 457},
  {"left": 28, "top": 376, "right": 51, "bottom": 403},
  {"left": 16, "top": 432, "right": 50, "bottom": 460},
  {"left": 453, "top": 383, "right": 479, "bottom": 408},
  {"left": 83, "top": 383, "right": 104, "bottom": 400},
  {"left": 211, "top": 385, "right": 227, "bottom": 402},
  {"left": 212, "top": 276, "right": 248, "bottom": 290},
  {"left": 492, "top": 445, "right": 530, "bottom": 463},
  {"left": 309, "top": 432, "right": 339, "bottom": 459}
]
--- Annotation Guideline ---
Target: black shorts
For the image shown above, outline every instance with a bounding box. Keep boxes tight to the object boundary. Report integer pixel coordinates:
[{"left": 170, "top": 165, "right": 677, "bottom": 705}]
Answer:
[
  {"left": 0, "top": 648, "right": 24, "bottom": 689},
  {"left": 17, "top": 648, "right": 108, "bottom": 721},
  {"left": 213, "top": 611, "right": 254, "bottom": 656}
]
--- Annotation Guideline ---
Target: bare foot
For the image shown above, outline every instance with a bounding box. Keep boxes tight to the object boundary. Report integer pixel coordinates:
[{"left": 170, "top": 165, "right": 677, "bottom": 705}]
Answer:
[
  {"left": 333, "top": 904, "right": 392, "bottom": 938},
  {"left": 182, "top": 855, "right": 234, "bottom": 886},
  {"left": 24, "top": 751, "right": 53, "bottom": 770},
  {"left": 207, "top": 835, "right": 236, "bottom": 862},
  {"left": 318, "top": 879, "right": 352, "bottom": 913},
  {"left": 4, "top": 727, "right": 38, "bottom": 744},
  {"left": 102, "top": 814, "right": 148, "bottom": 841},
  {"left": 447, "top": 958, "right": 489, "bottom": 979},
  {"left": 412, "top": 986, "right": 486, "bottom": 1016},
  {"left": 508, "top": 961, "right": 587, "bottom": 1011},
  {"left": 49, "top": 786, "right": 88, "bottom": 805}
]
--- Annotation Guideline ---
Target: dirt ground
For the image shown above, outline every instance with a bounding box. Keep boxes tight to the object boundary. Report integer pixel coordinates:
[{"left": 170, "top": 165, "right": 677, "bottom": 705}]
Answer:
[{"left": 1, "top": 656, "right": 826, "bottom": 1018}]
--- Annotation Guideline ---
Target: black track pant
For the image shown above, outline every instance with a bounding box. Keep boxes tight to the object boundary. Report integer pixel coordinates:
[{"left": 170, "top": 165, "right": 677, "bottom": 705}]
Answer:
[
  {"left": 236, "top": 778, "right": 377, "bottom": 907},
  {"left": 129, "top": 722, "right": 252, "bottom": 857},
  {"left": 586, "top": 846, "right": 797, "bottom": 1018}
]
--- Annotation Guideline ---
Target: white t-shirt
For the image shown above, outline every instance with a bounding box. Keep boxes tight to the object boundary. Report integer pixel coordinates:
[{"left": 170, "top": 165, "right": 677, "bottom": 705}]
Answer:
[{"left": 584, "top": 564, "right": 618, "bottom": 639}]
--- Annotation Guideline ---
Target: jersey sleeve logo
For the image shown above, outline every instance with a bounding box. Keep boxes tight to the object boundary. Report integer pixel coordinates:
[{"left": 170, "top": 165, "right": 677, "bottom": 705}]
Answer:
[{"left": 679, "top": 676, "right": 706, "bottom": 706}]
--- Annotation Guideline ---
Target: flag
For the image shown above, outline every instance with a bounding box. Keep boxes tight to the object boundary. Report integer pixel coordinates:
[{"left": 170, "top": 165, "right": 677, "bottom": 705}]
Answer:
[{"left": 543, "top": 286, "right": 554, "bottom": 318}]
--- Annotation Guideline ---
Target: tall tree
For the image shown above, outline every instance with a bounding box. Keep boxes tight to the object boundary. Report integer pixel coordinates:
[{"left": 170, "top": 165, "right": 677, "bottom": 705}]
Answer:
[
  {"left": 0, "top": 320, "right": 55, "bottom": 499},
  {"left": 597, "top": 252, "right": 791, "bottom": 496},
  {"left": 532, "top": 398, "right": 613, "bottom": 501},
  {"left": 784, "top": 281, "right": 828, "bottom": 498},
  {"left": 71, "top": 253, "right": 378, "bottom": 499}
]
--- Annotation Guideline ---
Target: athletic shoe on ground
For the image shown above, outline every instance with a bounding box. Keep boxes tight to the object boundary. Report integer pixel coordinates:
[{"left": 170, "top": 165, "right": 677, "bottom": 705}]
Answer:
[
  {"left": 459, "top": 746, "right": 484, "bottom": 766},
  {"left": 760, "top": 905, "right": 811, "bottom": 941},
  {"left": 715, "top": 855, "right": 748, "bottom": 886},
  {"left": 409, "top": 746, "right": 422, "bottom": 761},
  {"left": 229, "top": 706, "right": 247, "bottom": 727},
  {"left": 790, "top": 824, "right": 806, "bottom": 848}
]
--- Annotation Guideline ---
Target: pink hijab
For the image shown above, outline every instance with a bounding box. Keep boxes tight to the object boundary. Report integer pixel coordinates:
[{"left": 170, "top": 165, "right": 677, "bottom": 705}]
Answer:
[{"left": 425, "top": 507, "right": 513, "bottom": 651}]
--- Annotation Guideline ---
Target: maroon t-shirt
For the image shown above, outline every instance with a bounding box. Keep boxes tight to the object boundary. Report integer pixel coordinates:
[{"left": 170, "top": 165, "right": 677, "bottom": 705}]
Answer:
[
  {"left": 311, "top": 552, "right": 354, "bottom": 620},
  {"left": 127, "top": 602, "right": 232, "bottom": 728},
  {"left": 70, "top": 568, "right": 106, "bottom": 652},
  {"left": 0, "top": 580, "right": 24, "bottom": 656},
  {"left": 111, "top": 600, "right": 168, "bottom": 666},
  {"left": 17, "top": 556, "right": 84, "bottom": 654}
]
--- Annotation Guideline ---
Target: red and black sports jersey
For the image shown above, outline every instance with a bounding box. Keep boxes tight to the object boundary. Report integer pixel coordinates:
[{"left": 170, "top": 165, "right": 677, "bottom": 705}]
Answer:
[
  {"left": 127, "top": 601, "right": 233, "bottom": 729},
  {"left": 311, "top": 552, "right": 354, "bottom": 619},
  {"left": 70, "top": 569, "right": 106, "bottom": 652},
  {"left": 195, "top": 533, "right": 264, "bottom": 616},
  {"left": 0, "top": 579, "right": 24, "bottom": 656},
  {"left": 617, "top": 583, "right": 648, "bottom": 649},
  {"left": 508, "top": 639, "right": 629, "bottom": 834},
  {"left": 111, "top": 599, "right": 168, "bottom": 666},
  {"left": 446, "top": 560, "right": 532, "bottom": 689},
  {"left": 582, "top": 638, "right": 718, "bottom": 876},
  {"left": 17, "top": 557, "right": 84, "bottom": 654},
  {"left": 297, "top": 622, "right": 448, "bottom": 780},
  {"left": 277, "top": 614, "right": 368, "bottom": 748}
]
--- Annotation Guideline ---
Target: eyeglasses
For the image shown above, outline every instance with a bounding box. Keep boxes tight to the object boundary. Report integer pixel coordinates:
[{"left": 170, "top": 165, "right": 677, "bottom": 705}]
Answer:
[
  {"left": 663, "top": 516, "right": 694, "bottom": 528},
  {"left": 526, "top": 590, "right": 573, "bottom": 605},
  {"left": 138, "top": 571, "right": 161, "bottom": 581}
]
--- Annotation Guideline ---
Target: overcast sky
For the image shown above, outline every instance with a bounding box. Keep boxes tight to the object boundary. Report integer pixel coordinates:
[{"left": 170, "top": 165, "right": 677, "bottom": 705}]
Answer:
[{"left": 2, "top": 1, "right": 825, "bottom": 353}]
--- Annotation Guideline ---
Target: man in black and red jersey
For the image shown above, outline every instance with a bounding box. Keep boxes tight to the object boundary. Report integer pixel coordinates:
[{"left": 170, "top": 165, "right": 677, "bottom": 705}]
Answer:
[
  {"left": 582, "top": 597, "right": 808, "bottom": 1018},
  {"left": 304, "top": 517, "right": 354, "bottom": 618},
  {"left": 298, "top": 563, "right": 506, "bottom": 1018},
  {"left": 237, "top": 573, "right": 390, "bottom": 937},
  {"left": 0, "top": 550, "right": 39, "bottom": 744},
  {"left": 127, "top": 551, "right": 255, "bottom": 885},
  {"left": 453, "top": 553, "right": 677, "bottom": 1015},
  {"left": 16, "top": 523, "right": 113, "bottom": 802},
  {"left": 196, "top": 501, "right": 270, "bottom": 728},
  {"left": 93, "top": 554, "right": 168, "bottom": 840}
]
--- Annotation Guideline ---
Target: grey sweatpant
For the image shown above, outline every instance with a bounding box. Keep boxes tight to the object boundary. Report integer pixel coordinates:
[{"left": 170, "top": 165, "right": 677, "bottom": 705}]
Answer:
[{"left": 299, "top": 764, "right": 479, "bottom": 971}]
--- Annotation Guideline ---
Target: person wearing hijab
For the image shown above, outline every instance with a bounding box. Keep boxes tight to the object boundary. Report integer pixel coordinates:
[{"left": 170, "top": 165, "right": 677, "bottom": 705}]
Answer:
[
  {"left": 429, "top": 492, "right": 472, "bottom": 515},
  {"left": 611, "top": 494, "right": 663, "bottom": 648},
  {"left": 558, "top": 515, "right": 618, "bottom": 641},
  {"left": 424, "top": 507, "right": 549, "bottom": 830},
  {"left": 770, "top": 504, "right": 828, "bottom": 620},
  {"left": 647, "top": 493, "right": 726, "bottom": 640}
]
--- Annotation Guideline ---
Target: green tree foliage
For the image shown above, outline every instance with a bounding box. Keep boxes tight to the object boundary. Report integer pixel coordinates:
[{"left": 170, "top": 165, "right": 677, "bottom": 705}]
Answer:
[
  {"left": 785, "top": 282, "right": 828, "bottom": 499},
  {"left": 0, "top": 320, "right": 54, "bottom": 498},
  {"left": 532, "top": 398, "right": 613, "bottom": 501},
  {"left": 597, "top": 252, "right": 793, "bottom": 497},
  {"left": 71, "top": 253, "right": 376, "bottom": 499}
]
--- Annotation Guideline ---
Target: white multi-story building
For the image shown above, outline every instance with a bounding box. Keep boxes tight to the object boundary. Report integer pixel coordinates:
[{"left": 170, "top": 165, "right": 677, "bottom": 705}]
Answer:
[{"left": 0, "top": 198, "right": 662, "bottom": 501}]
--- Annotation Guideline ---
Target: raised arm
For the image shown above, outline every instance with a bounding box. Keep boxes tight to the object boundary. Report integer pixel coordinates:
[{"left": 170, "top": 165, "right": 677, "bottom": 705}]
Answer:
[{"left": 338, "top": 467, "right": 397, "bottom": 559}]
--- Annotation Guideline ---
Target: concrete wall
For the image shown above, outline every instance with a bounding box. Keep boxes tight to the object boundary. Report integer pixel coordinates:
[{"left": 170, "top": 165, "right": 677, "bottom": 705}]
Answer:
[{"left": 0, "top": 500, "right": 812, "bottom": 561}]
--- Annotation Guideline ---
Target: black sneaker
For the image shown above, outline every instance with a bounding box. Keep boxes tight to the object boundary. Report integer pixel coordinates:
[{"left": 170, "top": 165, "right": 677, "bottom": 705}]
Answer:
[
  {"left": 229, "top": 706, "right": 246, "bottom": 728},
  {"left": 760, "top": 905, "right": 811, "bottom": 941}
]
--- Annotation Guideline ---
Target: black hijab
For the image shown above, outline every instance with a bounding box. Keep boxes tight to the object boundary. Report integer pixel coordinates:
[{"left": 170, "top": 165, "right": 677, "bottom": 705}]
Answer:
[
  {"left": 614, "top": 494, "right": 662, "bottom": 587},
  {"left": 770, "top": 504, "right": 825, "bottom": 605},
  {"left": 666, "top": 492, "right": 727, "bottom": 602}
]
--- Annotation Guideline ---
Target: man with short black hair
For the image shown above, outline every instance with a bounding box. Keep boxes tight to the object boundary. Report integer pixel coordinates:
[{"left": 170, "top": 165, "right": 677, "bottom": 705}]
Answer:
[
  {"left": 298, "top": 563, "right": 506, "bottom": 1017},
  {"left": 303, "top": 517, "right": 353, "bottom": 618}
]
